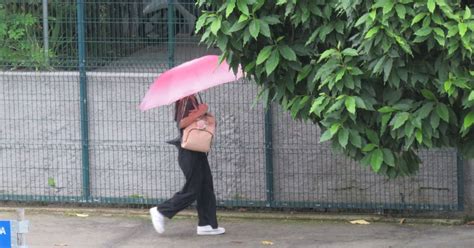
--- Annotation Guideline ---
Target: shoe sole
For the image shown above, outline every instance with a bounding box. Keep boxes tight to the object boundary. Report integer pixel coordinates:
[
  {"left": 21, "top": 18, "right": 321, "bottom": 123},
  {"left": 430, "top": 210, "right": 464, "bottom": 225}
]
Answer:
[
  {"left": 150, "top": 208, "right": 165, "bottom": 234},
  {"left": 197, "top": 231, "right": 225, "bottom": 236}
]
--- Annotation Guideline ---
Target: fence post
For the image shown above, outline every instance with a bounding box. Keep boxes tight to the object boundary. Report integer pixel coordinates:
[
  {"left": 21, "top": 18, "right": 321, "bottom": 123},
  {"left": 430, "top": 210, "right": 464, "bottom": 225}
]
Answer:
[
  {"left": 76, "top": 0, "right": 91, "bottom": 201},
  {"left": 42, "top": 0, "right": 49, "bottom": 65},
  {"left": 264, "top": 105, "right": 274, "bottom": 207},
  {"left": 457, "top": 153, "right": 464, "bottom": 211},
  {"left": 16, "top": 209, "right": 28, "bottom": 248},
  {"left": 167, "top": 0, "right": 175, "bottom": 68}
]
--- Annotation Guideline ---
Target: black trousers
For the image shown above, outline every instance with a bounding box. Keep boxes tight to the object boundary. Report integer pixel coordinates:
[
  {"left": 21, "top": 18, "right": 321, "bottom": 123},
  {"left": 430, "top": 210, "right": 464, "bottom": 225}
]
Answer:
[{"left": 157, "top": 147, "right": 218, "bottom": 228}]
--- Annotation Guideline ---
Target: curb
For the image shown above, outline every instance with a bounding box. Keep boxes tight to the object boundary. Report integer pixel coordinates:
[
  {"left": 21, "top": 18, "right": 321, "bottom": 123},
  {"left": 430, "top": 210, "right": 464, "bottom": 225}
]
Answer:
[{"left": 0, "top": 207, "right": 465, "bottom": 225}]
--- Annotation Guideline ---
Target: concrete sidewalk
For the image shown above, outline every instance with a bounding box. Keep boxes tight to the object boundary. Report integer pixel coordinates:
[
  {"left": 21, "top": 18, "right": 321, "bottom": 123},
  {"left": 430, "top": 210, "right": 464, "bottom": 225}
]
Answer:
[{"left": 0, "top": 208, "right": 473, "bottom": 248}]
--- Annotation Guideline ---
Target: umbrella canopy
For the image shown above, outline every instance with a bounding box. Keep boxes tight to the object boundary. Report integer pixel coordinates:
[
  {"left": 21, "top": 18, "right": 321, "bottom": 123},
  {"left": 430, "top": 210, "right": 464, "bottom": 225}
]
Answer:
[{"left": 139, "top": 55, "right": 243, "bottom": 111}]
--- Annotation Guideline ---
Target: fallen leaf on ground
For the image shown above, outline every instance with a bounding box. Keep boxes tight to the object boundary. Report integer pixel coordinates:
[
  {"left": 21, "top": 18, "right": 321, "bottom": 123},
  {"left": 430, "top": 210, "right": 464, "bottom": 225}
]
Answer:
[
  {"left": 400, "top": 218, "right": 406, "bottom": 224},
  {"left": 261, "top": 240, "right": 274, "bottom": 245},
  {"left": 76, "top": 213, "right": 89, "bottom": 217},
  {"left": 349, "top": 220, "right": 370, "bottom": 225}
]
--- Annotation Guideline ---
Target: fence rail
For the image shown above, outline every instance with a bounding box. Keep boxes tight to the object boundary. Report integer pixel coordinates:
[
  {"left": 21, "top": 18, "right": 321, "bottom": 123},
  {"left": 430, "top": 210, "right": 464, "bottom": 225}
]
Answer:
[{"left": 0, "top": 1, "right": 463, "bottom": 212}]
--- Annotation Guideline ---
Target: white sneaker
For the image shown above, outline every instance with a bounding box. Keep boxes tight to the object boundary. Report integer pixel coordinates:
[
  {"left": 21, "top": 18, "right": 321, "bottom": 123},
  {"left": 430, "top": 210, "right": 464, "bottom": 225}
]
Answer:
[
  {"left": 150, "top": 207, "right": 165, "bottom": 234},
  {"left": 196, "top": 225, "right": 225, "bottom": 235}
]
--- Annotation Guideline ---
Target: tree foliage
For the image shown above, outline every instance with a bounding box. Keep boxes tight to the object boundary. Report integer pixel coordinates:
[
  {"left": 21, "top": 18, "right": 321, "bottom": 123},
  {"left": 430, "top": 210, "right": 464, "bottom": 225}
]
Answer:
[{"left": 197, "top": 0, "right": 474, "bottom": 177}]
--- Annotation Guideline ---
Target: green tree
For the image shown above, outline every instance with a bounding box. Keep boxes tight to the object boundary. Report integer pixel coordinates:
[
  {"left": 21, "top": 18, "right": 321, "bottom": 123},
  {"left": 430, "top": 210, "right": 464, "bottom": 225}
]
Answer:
[{"left": 197, "top": 0, "right": 474, "bottom": 177}]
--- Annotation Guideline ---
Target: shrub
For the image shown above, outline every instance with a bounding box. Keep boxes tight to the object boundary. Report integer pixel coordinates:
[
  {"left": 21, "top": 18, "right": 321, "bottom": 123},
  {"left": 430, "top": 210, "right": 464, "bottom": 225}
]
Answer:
[
  {"left": 197, "top": 0, "right": 474, "bottom": 177},
  {"left": 0, "top": 3, "right": 52, "bottom": 70}
]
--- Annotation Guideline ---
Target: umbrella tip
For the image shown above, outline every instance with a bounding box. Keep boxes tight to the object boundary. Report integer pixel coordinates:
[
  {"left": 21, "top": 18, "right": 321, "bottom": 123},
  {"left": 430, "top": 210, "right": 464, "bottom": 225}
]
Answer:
[{"left": 138, "top": 103, "right": 148, "bottom": 112}]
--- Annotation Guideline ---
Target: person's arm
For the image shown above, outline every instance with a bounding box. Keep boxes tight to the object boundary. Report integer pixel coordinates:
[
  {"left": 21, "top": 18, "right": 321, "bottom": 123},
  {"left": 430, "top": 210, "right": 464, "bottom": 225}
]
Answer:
[{"left": 178, "top": 103, "right": 208, "bottom": 129}]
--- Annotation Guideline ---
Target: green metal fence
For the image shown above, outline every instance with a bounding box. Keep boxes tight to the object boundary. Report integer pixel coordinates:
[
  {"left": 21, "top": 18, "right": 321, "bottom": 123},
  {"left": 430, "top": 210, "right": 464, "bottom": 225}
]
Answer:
[{"left": 0, "top": 0, "right": 463, "bottom": 212}]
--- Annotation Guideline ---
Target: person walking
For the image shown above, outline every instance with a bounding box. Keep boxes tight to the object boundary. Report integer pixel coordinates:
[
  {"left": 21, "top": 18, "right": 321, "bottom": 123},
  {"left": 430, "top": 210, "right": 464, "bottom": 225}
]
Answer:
[{"left": 149, "top": 94, "right": 225, "bottom": 235}]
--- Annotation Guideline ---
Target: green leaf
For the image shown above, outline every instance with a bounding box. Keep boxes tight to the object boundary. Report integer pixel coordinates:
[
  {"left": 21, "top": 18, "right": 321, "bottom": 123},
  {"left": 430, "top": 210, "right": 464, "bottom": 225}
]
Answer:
[
  {"left": 427, "top": 0, "right": 436, "bottom": 13},
  {"left": 216, "top": 35, "right": 228, "bottom": 50},
  {"left": 383, "top": 58, "right": 393, "bottom": 82},
  {"left": 238, "top": 14, "right": 249, "bottom": 23},
  {"left": 320, "top": 129, "right": 334, "bottom": 142},
  {"left": 338, "top": 129, "right": 349, "bottom": 148},
  {"left": 416, "top": 103, "right": 434, "bottom": 119},
  {"left": 404, "top": 121, "right": 415, "bottom": 137},
  {"left": 261, "top": 15, "right": 280, "bottom": 25},
  {"left": 256, "top": 46, "right": 273, "bottom": 65},
  {"left": 365, "top": 26, "right": 380, "bottom": 39},
  {"left": 249, "top": 19, "right": 260, "bottom": 39},
  {"left": 370, "top": 149, "right": 384, "bottom": 172},
  {"left": 463, "top": 112, "right": 474, "bottom": 130},
  {"left": 279, "top": 45, "right": 297, "bottom": 61},
  {"left": 341, "top": 48, "right": 358, "bottom": 57},
  {"left": 252, "top": 0, "right": 265, "bottom": 12},
  {"left": 349, "top": 131, "right": 362, "bottom": 148},
  {"left": 366, "top": 129, "right": 380, "bottom": 144},
  {"left": 392, "top": 112, "right": 410, "bottom": 130},
  {"left": 381, "top": 113, "right": 392, "bottom": 134},
  {"left": 459, "top": 23, "right": 468, "bottom": 37},
  {"left": 430, "top": 112, "right": 440, "bottom": 129},
  {"left": 395, "top": 5, "right": 406, "bottom": 19},
  {"left": 195, "top": 15, "right": 207, "bottom": 33},
  {"left": 469, "top": 91, "right": 474, "bottom": 102},
  {"left": 310, "top": 95, "right": 326, "bottom": 116},
  {"left": 434, "top": 35, "right": 446, "bottom": 47},
  {"left": 354, "top": 96, "right": 368, "bottom": 110},
  {"left": 447, "top": 25, "right": 459, "bottom": 38},
  {"left": 259, "top": 20, "right": 271, "bottom": 38},
  {"left": 415, "top": 129, "right": 423, "bottom": 144},
  {"left": 421, "top": 89, "right": 436, "bottom": 100},
  {"left": 436, "top": 103, "right": 449, "bottom": 122},
  {"left": 382, "top": 0, "right": 395, "bottom": 15},
  {"left": 444, "top": 80, "right": 453, "bottom": 93},
  {"left": 415, "top": 27, "right": 432, "bottom": 37},
  {"left": 464, "top": 6, "right": 472, "bottom": 20},
  {"left": 229, "top": 20, "right": 247, "bottom": 32},
  {"left": 236, "top": 0, "right": 250, "bottom": 15},
  {"left": 361, "top": 153, "right": 372, "bottom": 167},
  {"left": 297, "top": 65, "right": 312, "bottom": 83},
  {"left": 373, "top": 56, "right": 386, "bottom": 74},
  {"left": 369, "top": 9, "right": 377, "bottom": 20},
  {"left": 330, "top": 123, "right": 341, "bottom": 135},
  {"left": 362, "top": 143, "right": 377, "bottom": 152},
  {"left": 210, "top": 18, "right": 222, "bottom": 35},
  {"left": 355, "top": 13, "right": 369, "bottom": 27},
  {"left": 345, "top": 96, "right": 356, "bottom": 114},
  {"left": 378, "top": 106, "right": 395, "bottom": 113},
  {"left": 433, "top": 27, "right": 445, "bottom": 37},
  {"left": 265, "top": 49, "right": 280, "bottom": 75},
  {"left": 412, "top": 13, "right": 427, "bottom": 26},
  {"left": 226, "top": 0, "right": 236, "bottom": 17},
  {"left": 318, "top": 48, "right": 337, "bottom": 62},
  {"left": 382, "top": 149, "right": 395, "bottom": 167}
]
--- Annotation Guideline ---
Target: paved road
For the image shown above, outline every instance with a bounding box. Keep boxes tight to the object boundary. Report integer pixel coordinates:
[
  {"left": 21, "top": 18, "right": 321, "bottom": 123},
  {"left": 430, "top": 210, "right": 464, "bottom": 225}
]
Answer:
[{"left": 0, "top": 210, "right": 472, "bottom": 248}]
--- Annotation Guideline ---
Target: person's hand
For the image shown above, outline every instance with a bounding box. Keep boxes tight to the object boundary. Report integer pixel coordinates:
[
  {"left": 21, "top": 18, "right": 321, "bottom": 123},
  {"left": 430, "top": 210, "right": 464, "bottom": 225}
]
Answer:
[{"left": 179, "top": 104, "right": 209, "bottom": 129}]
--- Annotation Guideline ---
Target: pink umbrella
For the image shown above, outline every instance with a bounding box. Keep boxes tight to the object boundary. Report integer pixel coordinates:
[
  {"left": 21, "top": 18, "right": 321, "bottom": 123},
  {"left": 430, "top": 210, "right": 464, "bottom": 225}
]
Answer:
[{"left": 139, "top": 55, "right": 243, "bottom": 111}]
